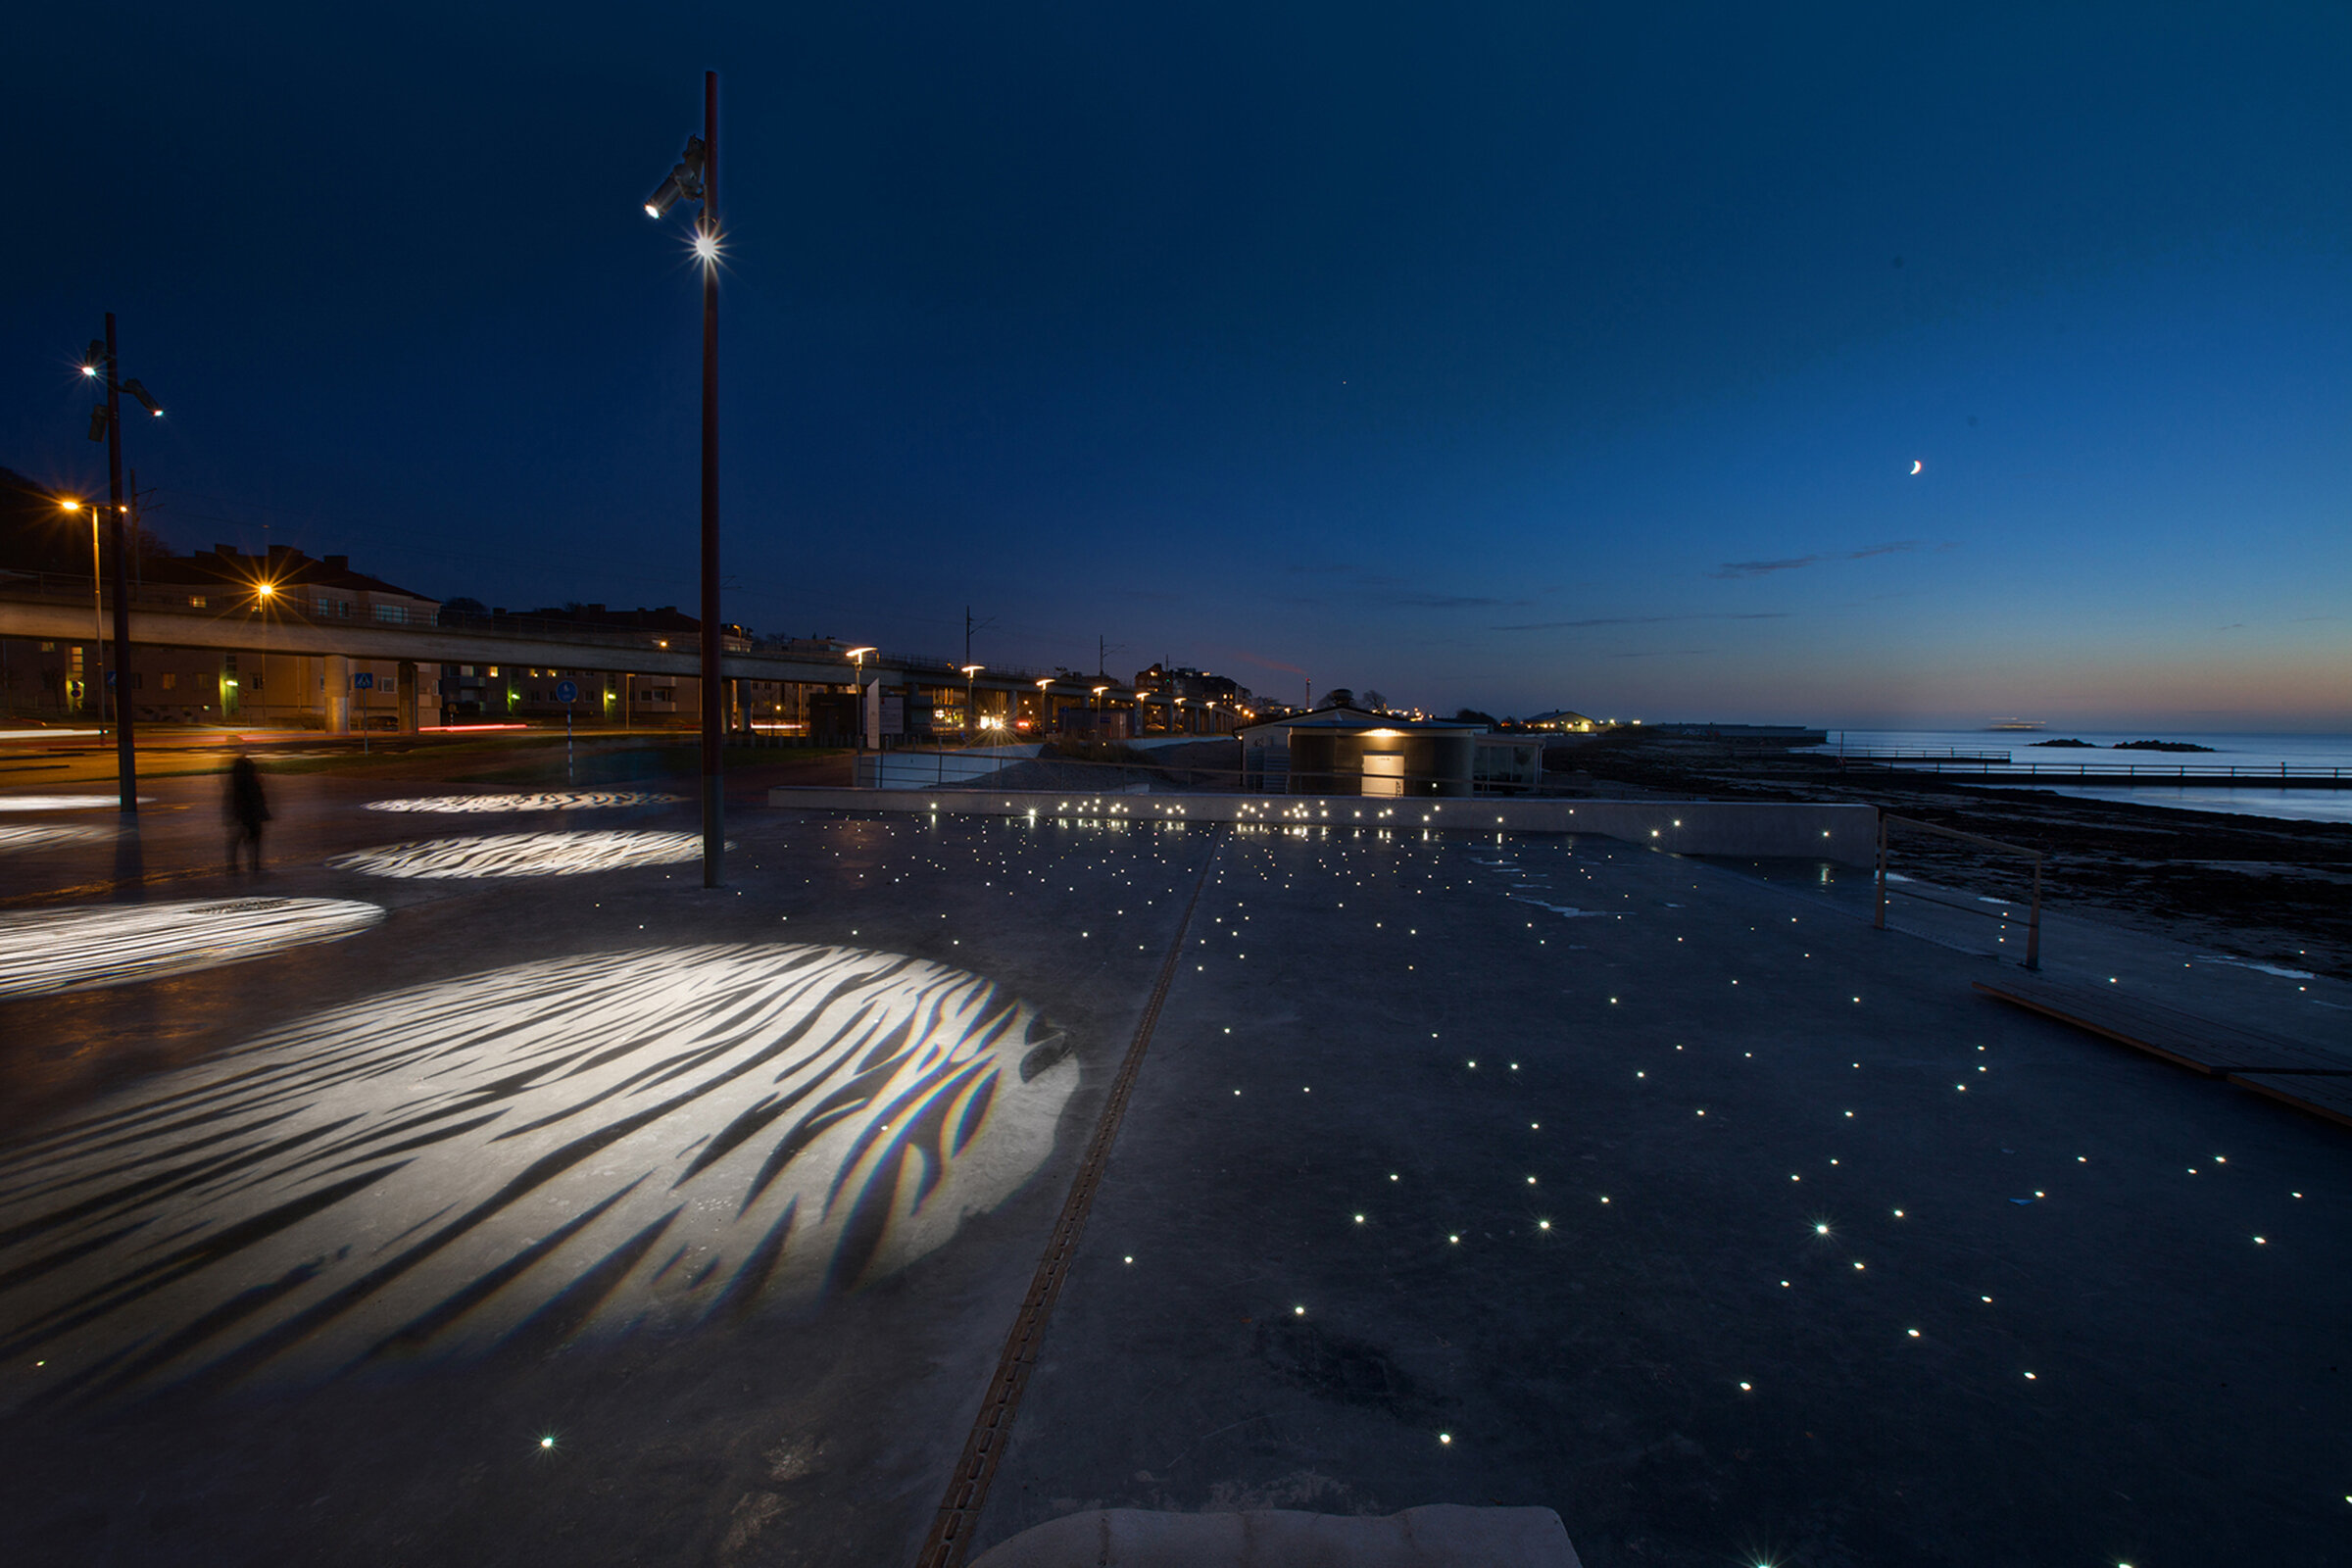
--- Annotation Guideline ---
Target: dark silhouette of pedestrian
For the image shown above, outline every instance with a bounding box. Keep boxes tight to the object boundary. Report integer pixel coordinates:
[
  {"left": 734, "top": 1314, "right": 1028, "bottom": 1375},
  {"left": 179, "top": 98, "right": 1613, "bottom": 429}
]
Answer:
[{"left": 225, "top": 754, "right": 270, "bottom": 877}]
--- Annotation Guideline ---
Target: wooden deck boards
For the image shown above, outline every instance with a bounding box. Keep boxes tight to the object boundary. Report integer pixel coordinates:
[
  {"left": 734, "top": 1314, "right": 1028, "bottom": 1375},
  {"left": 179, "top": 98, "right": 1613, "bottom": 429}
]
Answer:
[{"left": 1973, "top": 973, "right": 2351, "bottom": 1129}]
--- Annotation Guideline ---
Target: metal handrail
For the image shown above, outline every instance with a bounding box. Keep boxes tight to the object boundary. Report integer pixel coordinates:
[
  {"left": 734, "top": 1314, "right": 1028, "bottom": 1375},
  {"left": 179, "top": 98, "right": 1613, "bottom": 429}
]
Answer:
[
  {"left": 1875, "top": 811, "right": 2042, "bottom": 970},
  {"left": 1834, "top": 744, "right": 2344, "bottom": 782}
]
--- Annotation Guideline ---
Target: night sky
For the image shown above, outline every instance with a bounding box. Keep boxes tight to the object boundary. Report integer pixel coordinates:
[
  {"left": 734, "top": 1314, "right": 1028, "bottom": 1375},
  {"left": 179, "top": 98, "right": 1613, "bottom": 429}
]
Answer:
[{"left": 6, "top": 4, "right": 2347, "bottom": 727}]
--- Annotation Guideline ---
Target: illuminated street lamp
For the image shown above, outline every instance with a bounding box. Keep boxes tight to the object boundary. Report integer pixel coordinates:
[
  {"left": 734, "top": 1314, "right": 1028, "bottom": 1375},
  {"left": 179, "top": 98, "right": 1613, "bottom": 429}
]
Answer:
[
  {"left": 845, "top": 647, "right": 877, "bottom": 764},
  {"left": 641, "top": 70, "right": 725, "bottom": 888},
  {"left": 55, "top": 500, "right": 109, "bottom": 723},
  {"left": 76, "top": 315, "right": 158, "bottom": 814},
  {"left": 960, "top": 663, "right": 983, "bottom": 741}
]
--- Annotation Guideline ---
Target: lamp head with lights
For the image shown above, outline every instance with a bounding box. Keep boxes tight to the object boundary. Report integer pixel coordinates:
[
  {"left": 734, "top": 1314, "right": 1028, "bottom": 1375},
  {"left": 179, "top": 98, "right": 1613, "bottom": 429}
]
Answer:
[{"left": 642, "top": 136, "right": 707, "bottom": 219}]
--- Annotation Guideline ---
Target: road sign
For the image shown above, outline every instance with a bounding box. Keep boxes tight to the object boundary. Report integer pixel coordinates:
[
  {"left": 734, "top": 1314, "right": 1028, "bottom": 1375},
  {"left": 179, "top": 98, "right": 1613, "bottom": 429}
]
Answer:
[
  {"left": 353, "top": 672, "right": 374, "bottom": 690},
  {"left": 555, "top": 680, "right": 579, "bottom": 704}
]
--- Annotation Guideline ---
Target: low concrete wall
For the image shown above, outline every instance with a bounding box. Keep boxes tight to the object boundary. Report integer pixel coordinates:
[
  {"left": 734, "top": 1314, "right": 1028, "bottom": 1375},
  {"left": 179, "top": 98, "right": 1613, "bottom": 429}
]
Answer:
[{"left": 765, "top": 785, "right": 1879, "bottom": 866}]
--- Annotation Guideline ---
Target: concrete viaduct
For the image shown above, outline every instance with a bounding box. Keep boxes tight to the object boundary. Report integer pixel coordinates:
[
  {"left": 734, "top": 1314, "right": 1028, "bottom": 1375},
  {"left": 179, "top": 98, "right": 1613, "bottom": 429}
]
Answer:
[{"left": 0, "top": 591, "right": 1216, "bottom": 736}]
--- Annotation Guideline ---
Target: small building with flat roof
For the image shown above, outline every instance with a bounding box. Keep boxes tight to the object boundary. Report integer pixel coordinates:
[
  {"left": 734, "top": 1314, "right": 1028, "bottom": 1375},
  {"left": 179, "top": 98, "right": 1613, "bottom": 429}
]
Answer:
[{"left": 1239, "top": 709, "right": 1541, "bottom": 797}]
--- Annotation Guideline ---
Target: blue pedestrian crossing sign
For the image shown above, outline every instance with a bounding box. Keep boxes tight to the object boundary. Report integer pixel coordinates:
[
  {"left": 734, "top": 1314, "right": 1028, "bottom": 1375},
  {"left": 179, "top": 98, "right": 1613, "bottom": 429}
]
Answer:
[
  {"left": 555, "top": 679, "right": 579, "bottom": 704},
  {"left": 353, "top": 672, "right": 374, "bottom": 690}
]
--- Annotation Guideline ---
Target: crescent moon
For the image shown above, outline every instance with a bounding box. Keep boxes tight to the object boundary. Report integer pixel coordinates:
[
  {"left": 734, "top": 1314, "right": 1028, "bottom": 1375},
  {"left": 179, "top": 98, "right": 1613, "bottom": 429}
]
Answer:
[{"left": 1909, "top": 460, "right": 1923, "bottom": 474}]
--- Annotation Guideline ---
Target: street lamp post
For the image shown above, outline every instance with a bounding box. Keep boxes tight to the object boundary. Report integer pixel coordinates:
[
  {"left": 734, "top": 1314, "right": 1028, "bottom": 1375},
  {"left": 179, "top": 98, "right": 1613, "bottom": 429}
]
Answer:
[
  {"left": 78, "top": 316, "right": 160, "bottom": 814},
  {"left": 643, "top": 71, "right": 725, "bottom": 887},
  {"left": 845, "top": 647, "right": 876, "bottom": 774},
  {"left": 57, "top": 501, "right": 108, "bottom": 725},
  {"left": 960, "top": 664, "right": 983, "bottom": 742}
]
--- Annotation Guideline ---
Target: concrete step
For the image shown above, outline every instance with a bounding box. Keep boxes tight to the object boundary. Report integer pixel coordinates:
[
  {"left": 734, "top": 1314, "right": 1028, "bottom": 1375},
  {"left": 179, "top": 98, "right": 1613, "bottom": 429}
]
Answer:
[
  {"left": 1971, "top": 974, "right": 2351, "bottom": 1077},
  {"left": 969, "top": 1505, "right": 1581, "bottom": 1568}
]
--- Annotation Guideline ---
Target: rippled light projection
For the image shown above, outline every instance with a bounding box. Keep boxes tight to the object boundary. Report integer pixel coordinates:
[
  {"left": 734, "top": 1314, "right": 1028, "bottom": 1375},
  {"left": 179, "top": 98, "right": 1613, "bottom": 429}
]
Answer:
[
  {"left": 0, "top": 945, "right": 1075, "bottom": 1408},
  {"left": 0, "top": 897, "right": 386, "bottom": 997},
  {"left": 365, "top": 791, "right": 684, "bottom": 814},
  {"left": 0, "top": 824, "right": 110, "bottom": 855},
  {"left": 329, "top": 829, "right": 714, "bottom": 878},
  {"left": 0, "top": 794, "right": 151, "bottom": 812}
]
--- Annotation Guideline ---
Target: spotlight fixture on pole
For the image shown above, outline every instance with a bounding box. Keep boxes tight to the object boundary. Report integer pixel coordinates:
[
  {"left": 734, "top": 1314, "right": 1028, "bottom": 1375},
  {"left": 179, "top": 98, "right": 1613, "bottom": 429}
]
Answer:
[
  {"left": 960, "top": 664, "right": 983, "bottom": 742},
  {"left": 845, "top": 647, "right": 876, "bottom": 766},
  {"left": 79, "top": 316, "right": 156, "bottom": 815},
  {"left": 641, "top": 72, "right": 725, "bottom": 887},
  {"left": 56, "top": 501, "right": 108, "bottom": 722}
]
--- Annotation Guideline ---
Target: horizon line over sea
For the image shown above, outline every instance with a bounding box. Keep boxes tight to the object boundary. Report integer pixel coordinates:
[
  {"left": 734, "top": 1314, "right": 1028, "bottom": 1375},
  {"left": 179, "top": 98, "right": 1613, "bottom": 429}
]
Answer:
[{"left": 1798, "top": 729, "right": 2352, "bottom": 827}]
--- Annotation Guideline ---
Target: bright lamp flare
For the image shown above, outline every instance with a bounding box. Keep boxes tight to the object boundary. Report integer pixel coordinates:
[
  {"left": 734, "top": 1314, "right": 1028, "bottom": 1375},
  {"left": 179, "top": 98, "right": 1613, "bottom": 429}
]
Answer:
[
  {"left": 0, "top": 944, "right": 1076, "bottom": 1407},
  {"left": 692, "top": 228, "right": 722, "bottom": 264}
]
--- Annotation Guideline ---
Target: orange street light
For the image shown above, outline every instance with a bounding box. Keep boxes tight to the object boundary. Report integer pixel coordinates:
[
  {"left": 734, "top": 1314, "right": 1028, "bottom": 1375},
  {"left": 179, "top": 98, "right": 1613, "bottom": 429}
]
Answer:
[
  {"left": 56, "top": 499, "right": 108, "bottom": 723},
  {"left": 845, "top": 647, "right": 877, "bottom": 759}
]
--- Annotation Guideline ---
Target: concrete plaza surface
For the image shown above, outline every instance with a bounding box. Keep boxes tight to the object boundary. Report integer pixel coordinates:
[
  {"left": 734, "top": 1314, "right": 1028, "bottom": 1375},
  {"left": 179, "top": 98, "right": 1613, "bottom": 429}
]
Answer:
[{"left": 0, "top": 762, "right": 2343, "bottom": 1567}]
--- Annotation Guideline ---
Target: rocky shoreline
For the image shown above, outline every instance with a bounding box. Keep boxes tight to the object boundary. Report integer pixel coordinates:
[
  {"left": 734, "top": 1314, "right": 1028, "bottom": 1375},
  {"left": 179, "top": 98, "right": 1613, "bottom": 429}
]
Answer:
[{"left": 1547, "top": 734, "right": 2352, "bottom": 982}]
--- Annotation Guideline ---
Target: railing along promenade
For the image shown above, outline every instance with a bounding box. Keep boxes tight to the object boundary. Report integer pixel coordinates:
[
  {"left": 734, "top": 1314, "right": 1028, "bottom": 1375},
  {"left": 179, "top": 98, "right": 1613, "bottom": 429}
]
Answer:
[{"left": 1830, "top": 748, "right": 2348, "bottom": 788}]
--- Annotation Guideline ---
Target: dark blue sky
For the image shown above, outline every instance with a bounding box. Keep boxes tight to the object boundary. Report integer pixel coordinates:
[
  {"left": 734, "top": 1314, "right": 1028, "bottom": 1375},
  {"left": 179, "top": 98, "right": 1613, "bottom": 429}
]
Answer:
[{"left": 8, "top": 4, "right": 2347, "bottom": 725}]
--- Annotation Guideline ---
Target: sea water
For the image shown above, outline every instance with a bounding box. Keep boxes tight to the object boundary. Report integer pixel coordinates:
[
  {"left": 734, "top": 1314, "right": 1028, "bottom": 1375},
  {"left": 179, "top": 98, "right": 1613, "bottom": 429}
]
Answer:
[{"left": 1799, "top": 730, "right": 2352, "bottom": 826}]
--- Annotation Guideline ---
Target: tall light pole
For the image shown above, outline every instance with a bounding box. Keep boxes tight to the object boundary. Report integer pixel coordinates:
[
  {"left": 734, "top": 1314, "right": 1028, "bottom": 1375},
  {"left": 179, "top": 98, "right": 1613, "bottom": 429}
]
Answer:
[
  {"left": 56, "top": 501, "right": 107, "bottom": 723},
  {"left": 960, "top": 664, "right": 983, "bottom": 742},
  {"left": 846, "top": 646, "right": 876, "bottom": 772},
  {"left": 78, "top": 317, "right": 160, "bottom": 814},
  {"left": 644, "top": 71, "right": 724, "bottom": 887}
]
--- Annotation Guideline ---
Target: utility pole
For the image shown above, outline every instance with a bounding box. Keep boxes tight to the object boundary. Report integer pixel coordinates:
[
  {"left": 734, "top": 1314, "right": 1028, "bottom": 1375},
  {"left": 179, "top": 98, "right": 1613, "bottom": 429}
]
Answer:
[{"left": 963, "top": 606, "right": 996, "bottom": 667}]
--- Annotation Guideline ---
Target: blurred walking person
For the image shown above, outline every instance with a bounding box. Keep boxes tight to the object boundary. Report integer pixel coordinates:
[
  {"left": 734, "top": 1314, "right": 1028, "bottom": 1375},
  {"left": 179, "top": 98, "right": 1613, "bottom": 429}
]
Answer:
[{"left": 225, "top": 753, "right": 270, "bottom": 877}]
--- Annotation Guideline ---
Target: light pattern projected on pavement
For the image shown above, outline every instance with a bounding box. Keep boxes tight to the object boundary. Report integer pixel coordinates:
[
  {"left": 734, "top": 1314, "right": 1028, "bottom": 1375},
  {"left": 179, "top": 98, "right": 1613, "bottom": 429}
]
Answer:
[
  {"left": 0, "top": 795, "right": 151, "bottom": 811},
  {"left": 365, "top": 791, "right": 684, "bottom": 813},
  {"left": 329, "top": 829, "right": 710, "bottom": 878},
  {"left": 0, "top": 824, "right": 109, "bottom": 855},
  {"left": 0, "top": 897, "right": 387, "bottom": 997},
  {"left": 0, "top": 944, "right": 1076, "bottom": 1409}
]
